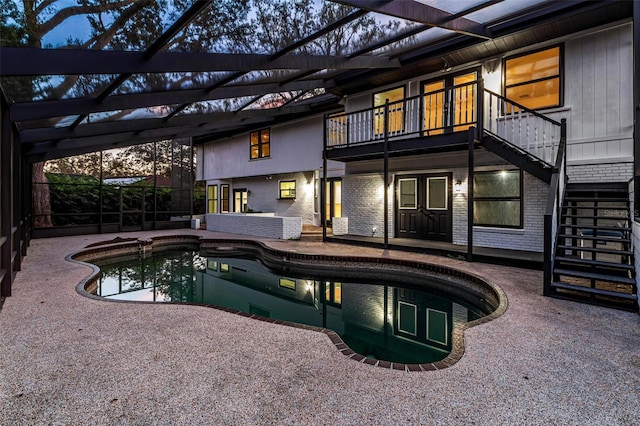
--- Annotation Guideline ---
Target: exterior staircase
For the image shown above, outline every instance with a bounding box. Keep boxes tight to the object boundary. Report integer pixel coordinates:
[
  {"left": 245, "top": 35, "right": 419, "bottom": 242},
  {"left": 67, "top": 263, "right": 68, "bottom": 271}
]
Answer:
[
  {"left": 481, "top": 133, "right": 554, "bottom": 183},
  {"left": 550, "top": 183, "right": 637, "bottom": 310}
]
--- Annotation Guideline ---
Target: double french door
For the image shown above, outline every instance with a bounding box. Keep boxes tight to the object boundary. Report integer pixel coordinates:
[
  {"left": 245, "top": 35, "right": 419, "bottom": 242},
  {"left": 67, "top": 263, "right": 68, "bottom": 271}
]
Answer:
[
  {"left": 396, "top": 174, "right": 452, "bottom": 242},
  {"left": 423, "top": 71, "right": 477, "bottom": 135}
]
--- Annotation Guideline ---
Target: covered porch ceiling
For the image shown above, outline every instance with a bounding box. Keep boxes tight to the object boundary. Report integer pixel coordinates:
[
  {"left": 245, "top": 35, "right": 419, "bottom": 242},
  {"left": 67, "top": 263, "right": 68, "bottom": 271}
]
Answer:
[{"left": 0, "top": 0, "right": 632, "bottom": 162}]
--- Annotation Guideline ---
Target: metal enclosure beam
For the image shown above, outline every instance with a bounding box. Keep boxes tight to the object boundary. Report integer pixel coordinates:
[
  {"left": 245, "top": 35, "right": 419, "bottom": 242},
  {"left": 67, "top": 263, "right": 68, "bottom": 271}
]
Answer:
[
  {"left": 334, "top": 0, "right": 492, "bottom": 39},
  {"left": 1, "top": 49, "right": 399, "bottom": 76},
  {"left": 11, "top": 80, "right": 332, "bottom": 122}
]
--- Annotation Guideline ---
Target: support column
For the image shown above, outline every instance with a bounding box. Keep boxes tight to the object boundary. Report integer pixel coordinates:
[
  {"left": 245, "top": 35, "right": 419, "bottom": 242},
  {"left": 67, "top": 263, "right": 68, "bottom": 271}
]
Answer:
[
  {"left": 634, "top": 1, "right": 640, "bottom": 220},
  {"left": 1, "top": 95, "right": 13, "bottom": 297},
  {"left": 189, "top": 138, "right": 194, "bottom": 220},
  {"left": 12, "top": 121, "right": 21, "bottom": 272},
  {"left": 99, "top": 151, "right": 103, "bottom": 233},
  {"left": 21, "top": 159, "right": 31, "bottom": 255},
  {"left": 467, "top": 127, "right": 475, "bottom": 262},
  {"left": 153, "top": 141, "right": 158, "bottom": 229},
  {"left": 322, "top": 114, "right": 328, "bottom": 242},
  {"left": 383, "top": 100, "right": 390, "bottom": 249}
]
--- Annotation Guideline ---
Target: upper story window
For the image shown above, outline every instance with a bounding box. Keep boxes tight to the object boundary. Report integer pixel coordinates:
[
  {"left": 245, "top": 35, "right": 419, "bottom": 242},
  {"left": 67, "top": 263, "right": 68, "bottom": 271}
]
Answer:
[
  {"left": 250, "top": 129, "right": 270, "bottom": 159},
  {"left": 504, "top": 46, "right": 561, "bottom": 110},
  {"left": 373, "top": 86, "right": 405, "bottom": 136}
]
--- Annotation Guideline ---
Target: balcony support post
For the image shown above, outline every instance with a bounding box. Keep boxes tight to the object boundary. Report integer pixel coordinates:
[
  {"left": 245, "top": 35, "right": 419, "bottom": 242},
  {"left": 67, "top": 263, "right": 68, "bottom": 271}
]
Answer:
[
  {"left": 322, "top": 114, "right": 328, "bottom": 242},
  {"left": 467, "top": 127, "right": 475, "bottom": 262},
  {"left": 383, "top": 99, "right": 389, "bottom": 249}
]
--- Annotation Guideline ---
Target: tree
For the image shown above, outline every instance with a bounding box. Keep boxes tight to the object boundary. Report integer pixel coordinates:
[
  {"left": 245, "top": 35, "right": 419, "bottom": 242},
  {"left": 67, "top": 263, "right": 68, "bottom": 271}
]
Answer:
[
  {"left": 2, "top": 1, "right": 251, "bottom": 226},
  {"left": 2, "top": 1, "right": 411, "bottom": 226},
  {"left": 245, "top": 0, "right": 407, "bottom": 109}
]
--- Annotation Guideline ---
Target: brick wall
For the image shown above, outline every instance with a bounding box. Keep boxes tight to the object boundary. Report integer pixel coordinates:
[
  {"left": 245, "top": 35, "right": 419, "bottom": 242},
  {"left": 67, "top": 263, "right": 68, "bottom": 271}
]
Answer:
[
  {"left": 567, "top": 162, "right": 633, "bottom": 184},
  {"left": 461, "top": 172, "right": 547, "bottom": 252},
  {"left": 630, "top": 180, "right": 639, "bottom": 312},
  {"left": 342, "top": 173, "right": 392, "bottom": 238},
  {"left": 343, "top": 169, "right": 547, "bottom": 252},
  {"left": 205, "top": 213, "right": 301, "bottom": 239}
]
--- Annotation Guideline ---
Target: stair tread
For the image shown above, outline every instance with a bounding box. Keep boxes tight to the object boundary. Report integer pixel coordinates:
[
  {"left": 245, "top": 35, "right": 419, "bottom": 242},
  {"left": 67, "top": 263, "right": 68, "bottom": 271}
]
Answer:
[
  {"left": 558, "top": 234, "right": 630, "bottom": 243},
  {"left": 554, "top": 256, "right": 634, "bottom": 270},
  {"left": 562, "top": 206, "right": 629, "bottom": 211},
  {"left": 561, "top": 214, "right": 629, "bottom": 220},
  {"left": 550, "top": 281, "right": 637, "bottom": 300},
  {"left": 560, "top": 224, "right": 630, "bottom": 231},
  {"left": 564, "top": 197, "right": 628, "bottom": 202},
  {"left": 556, "top": 245, "right": 633, "bottom": 255},
  {"left": 553, "top": 268, "right": 635, "bottom": 285}
]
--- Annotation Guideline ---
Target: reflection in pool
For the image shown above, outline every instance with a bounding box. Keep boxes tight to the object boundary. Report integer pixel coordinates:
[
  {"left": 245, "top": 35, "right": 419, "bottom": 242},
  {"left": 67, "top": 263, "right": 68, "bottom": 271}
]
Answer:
[{"left": 93, "top": 250, "right": 491, "bottom": 364}]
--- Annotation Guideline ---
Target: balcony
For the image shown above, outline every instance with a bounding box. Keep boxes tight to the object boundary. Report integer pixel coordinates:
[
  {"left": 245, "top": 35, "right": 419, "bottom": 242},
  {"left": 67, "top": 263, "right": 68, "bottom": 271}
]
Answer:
[{"left": 324, "top": 80, "right": 563, "bottom": 167}]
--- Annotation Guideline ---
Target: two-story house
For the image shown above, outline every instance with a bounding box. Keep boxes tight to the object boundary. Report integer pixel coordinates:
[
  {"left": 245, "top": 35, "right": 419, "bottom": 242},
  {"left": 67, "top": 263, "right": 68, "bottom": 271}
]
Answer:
[{"left": 196, "top": 1, "right": 637, "bottom": 310}]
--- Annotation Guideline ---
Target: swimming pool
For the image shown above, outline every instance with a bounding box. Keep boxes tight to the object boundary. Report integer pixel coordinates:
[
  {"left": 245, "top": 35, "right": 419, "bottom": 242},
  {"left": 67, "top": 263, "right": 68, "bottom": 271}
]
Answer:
[{"left": 73, "top": 236, "right": 507, "bottom": 371}]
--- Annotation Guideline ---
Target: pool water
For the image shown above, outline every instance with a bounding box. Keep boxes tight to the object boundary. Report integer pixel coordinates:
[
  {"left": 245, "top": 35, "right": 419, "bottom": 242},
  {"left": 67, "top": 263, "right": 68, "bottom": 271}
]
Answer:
[{"left": 93, "top": 250, "right": 491, "bottom": 364}]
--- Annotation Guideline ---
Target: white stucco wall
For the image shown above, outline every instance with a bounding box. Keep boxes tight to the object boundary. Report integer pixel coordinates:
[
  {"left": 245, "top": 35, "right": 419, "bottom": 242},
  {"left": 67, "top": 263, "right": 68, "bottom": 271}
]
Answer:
[
  {"left": 206, "top": 172, "right": 318, "bottom": 225},
  {"left": 198, "top": 113, "right": 346, "bottom": 226},
  {"left": 199, "top": 115, "right": 343, "bottom": 180}
]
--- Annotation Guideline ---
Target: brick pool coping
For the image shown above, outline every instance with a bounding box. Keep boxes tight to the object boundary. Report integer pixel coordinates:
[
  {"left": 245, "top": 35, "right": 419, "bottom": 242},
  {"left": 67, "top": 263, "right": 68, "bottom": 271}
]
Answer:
[{"left": 69, "top": 234, "right": 508, "bottom": 372}]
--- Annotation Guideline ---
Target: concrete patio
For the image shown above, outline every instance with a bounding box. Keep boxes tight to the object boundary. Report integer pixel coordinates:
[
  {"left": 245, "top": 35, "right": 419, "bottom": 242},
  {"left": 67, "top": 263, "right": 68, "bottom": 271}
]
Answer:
[{"left": 1, "top": 229, "right": 638, "bottom": 425}]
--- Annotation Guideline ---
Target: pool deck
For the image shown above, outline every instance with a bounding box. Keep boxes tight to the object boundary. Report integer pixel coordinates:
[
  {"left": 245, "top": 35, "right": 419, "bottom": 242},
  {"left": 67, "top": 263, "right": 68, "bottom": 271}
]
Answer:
[{"left": 1, "top": 229, "right": 638, "bottom": 425}]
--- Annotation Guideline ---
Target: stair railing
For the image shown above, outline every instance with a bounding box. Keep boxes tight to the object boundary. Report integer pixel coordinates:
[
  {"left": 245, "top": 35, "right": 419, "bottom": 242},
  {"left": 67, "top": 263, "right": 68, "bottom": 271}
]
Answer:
[
  {"left": 484, "top": 90, "right": 562, "bottom": 165},
  {"left": 543, "top": 118, "right": 567, "bottom": 296}
]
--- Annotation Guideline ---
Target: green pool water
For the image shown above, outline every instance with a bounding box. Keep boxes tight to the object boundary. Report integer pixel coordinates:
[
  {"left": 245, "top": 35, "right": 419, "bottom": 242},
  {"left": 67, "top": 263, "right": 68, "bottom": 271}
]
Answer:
[{"left": 93, "top": 250, "right": 491, "bottom": 364}]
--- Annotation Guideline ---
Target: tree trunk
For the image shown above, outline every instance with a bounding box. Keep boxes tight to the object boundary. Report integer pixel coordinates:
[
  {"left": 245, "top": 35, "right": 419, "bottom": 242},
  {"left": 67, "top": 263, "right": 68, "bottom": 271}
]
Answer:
[{"left": 32, "top": 161, "right": 52, "bottom": 228}]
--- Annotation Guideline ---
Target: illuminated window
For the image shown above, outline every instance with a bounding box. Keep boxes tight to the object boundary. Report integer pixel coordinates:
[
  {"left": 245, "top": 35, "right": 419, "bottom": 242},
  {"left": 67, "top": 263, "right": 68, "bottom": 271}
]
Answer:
[
  {"left": 207, "top": 185, "right": 217, "bottom": 213},
  {"left": 473, "top": 170, "right": 522, "bottom": 228},
  {"left": 324, "top": 281, "right": 342, "bottom": 306},
  {"left": 220, "top": 263, "right": 229, "bottom": 272},
  {"left": 423, "top": 80, "right": 445, "bottom": 135},
  {"left": 504, "top": 46, "right": 561, "bottom": 110},
  {"left": 250, "top": 129, "right": 270, "bottom": 159},
  {"left": 279, "top": 180, "right": 296, "bottom": 199},
  {"left": 279, "top": 278, "right": 296, "bottom": 290},
  {"left": 452, "top": 72, "right": 477, "bottom": 131},
  {"left": 220, "top": 184, "right": 229, "bottom": 213},
  {"left": 233, "top": 189, "right": 248, "bottom": 213},
  {"left": 373, "top": 86, "right": 405, "bottom": 136}
]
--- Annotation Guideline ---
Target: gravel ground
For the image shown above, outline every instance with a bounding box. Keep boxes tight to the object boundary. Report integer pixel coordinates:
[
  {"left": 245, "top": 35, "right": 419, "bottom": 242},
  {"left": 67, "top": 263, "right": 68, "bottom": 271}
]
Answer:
[{"left": 1, "top": 229, "right": 639, "bottom": 425}]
